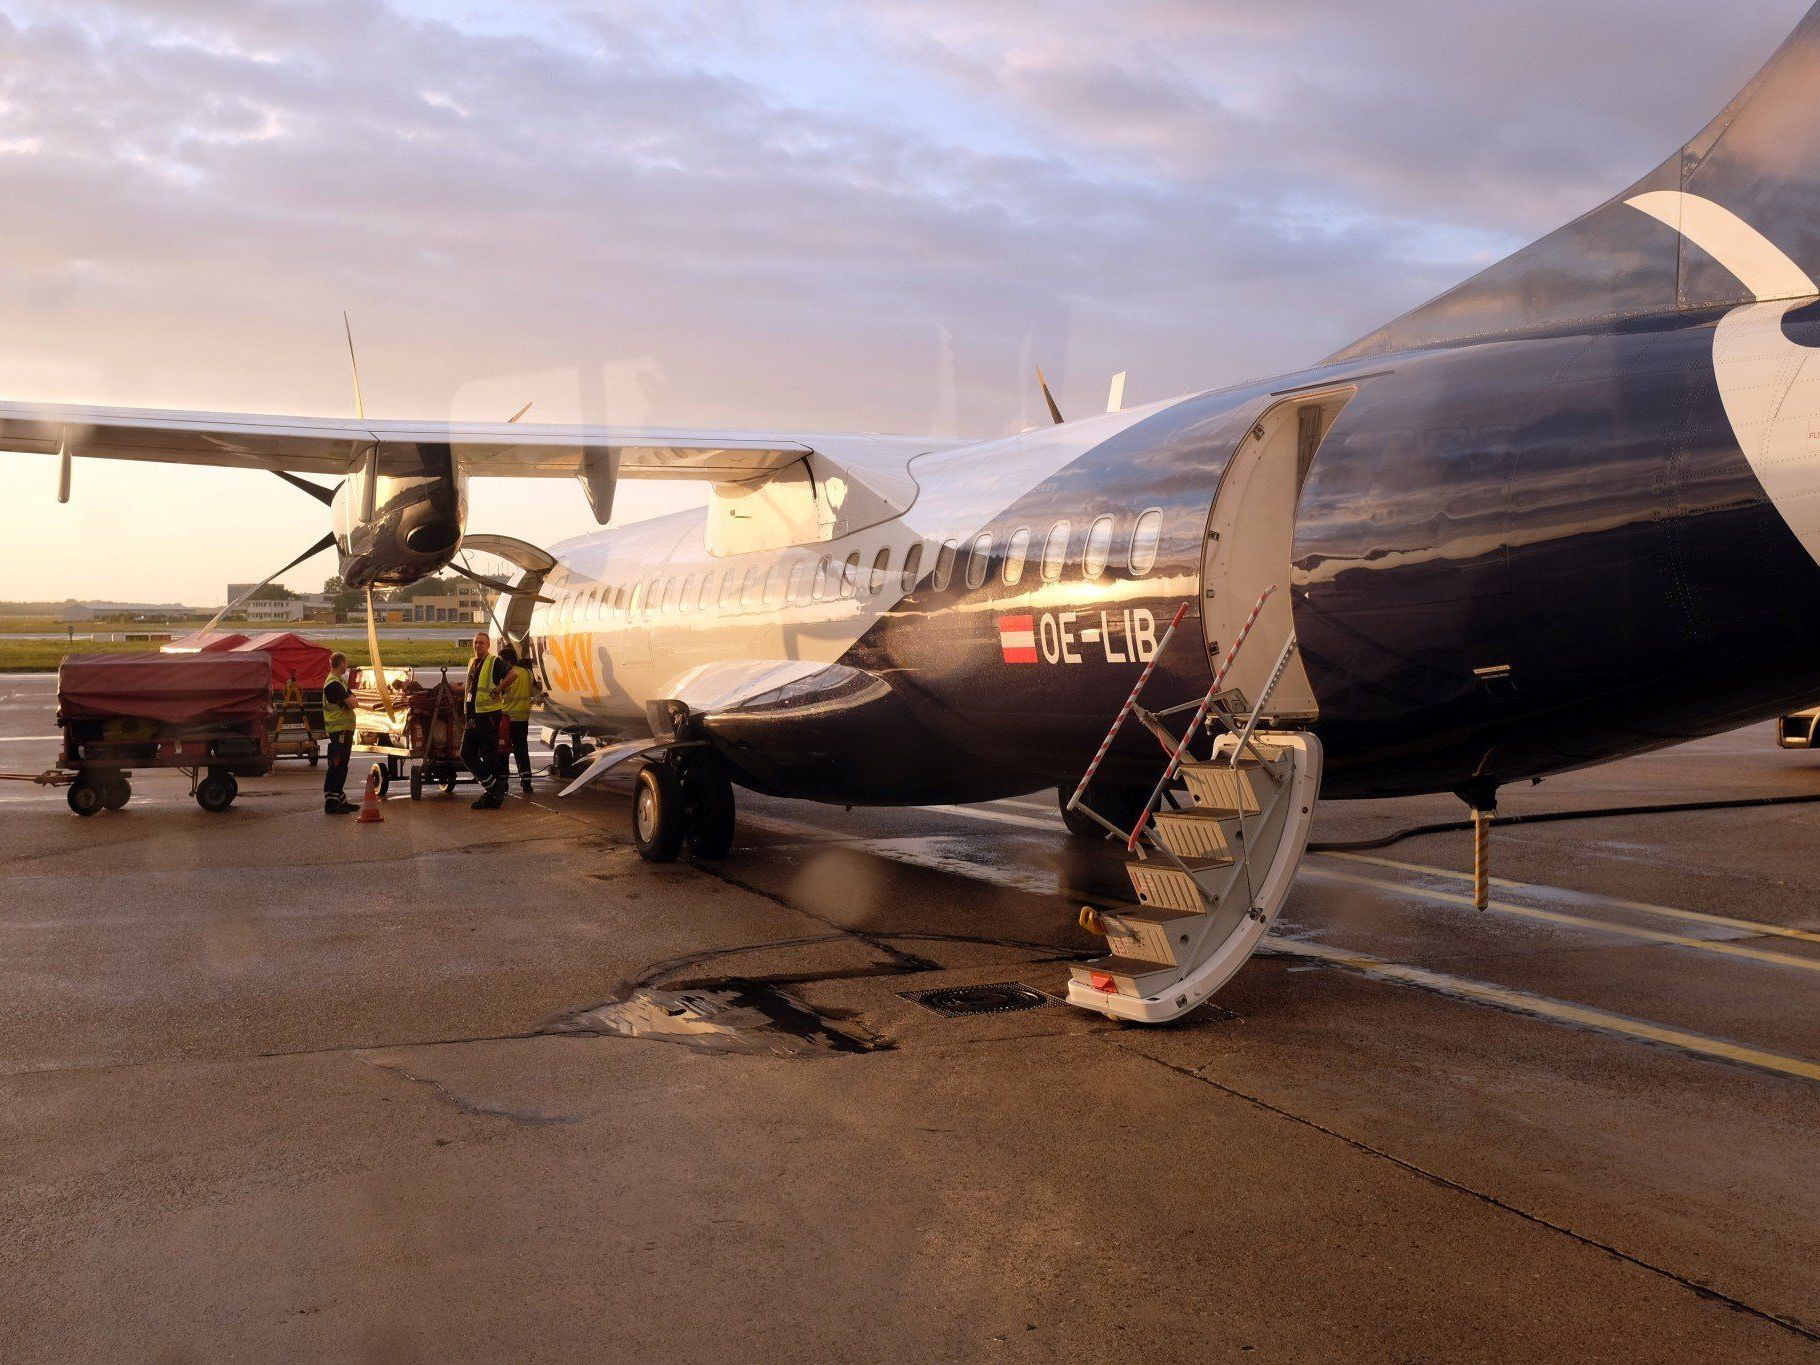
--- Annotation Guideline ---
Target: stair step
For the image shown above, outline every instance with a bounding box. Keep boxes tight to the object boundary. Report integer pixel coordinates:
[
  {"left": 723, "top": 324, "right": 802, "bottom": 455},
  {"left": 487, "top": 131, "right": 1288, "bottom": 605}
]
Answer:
[
  {"left": 1100, "top": 905, "right": 1205, "bottom": 966},
  {"left": 1180, "top": 761, "right": 1269, "bottom": 815},
  {"left": 1126, "top": 862, "right": 1220, "bottom": 913},
  {"left": 1070, "top": 955, "right": 1181, "bottom": 1000},
  {"left": 1150, "top": 810, "right": 1238, "bottom": 860}
]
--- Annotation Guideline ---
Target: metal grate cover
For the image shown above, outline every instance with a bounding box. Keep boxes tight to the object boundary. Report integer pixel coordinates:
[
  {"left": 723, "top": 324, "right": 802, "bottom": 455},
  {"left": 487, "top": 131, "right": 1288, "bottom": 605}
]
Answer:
[{"left": 902, "top": 983, "right": 1051, "bottom": 1018}]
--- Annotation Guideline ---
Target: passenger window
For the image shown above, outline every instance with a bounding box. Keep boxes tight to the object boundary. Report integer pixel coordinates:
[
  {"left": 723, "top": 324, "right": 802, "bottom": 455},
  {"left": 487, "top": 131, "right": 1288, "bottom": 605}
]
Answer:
[
  {"left": 1041, "top": 521, "right": 1071, "bottom": 581},
  {"left": 740, "top": 565, "right": 762, "bottom": 610},
  {"left": 697, "top": 573, "right": 716, "bottom": 610},
  {"left": 679, "top": 574, "right": 695, "bottom": 611},
  {"left": 629, "top": 580, "right": 646, "bottom": 618},
  {"left": 763, "top": 563, "right": 784, "bottom": 606},
  {"left": 932, "top": 540, "right": 958, "bottom": 591},
  {"left": 869, "top": 546, "right": 891, "bottom": 595},
  {"left": 812, "top": 556, "right": 834, "bottom": 602},
  {"left": 965, "top": 533, "right": 993, "bottom": 590},
  {"left": 1002, "top": 527, "right": 1031, "bottom": 586},
  {"left": 1129, "top": 509, "right": 1163, "bottom": 576},
  {"left": 1083, "top": 516, "right": 1114, "bottom": 579},
  {"left": 841, "top": 551, "right": 861, "bottom": 599},
  {"left": 900, "top": 542, "right": 924, "bottom": 593},
  {"left": 719, "top": 570, "right": 740, "bottom": 610},
  {"left": 785, "top": 561, "right": 808, "bottom": 604}
]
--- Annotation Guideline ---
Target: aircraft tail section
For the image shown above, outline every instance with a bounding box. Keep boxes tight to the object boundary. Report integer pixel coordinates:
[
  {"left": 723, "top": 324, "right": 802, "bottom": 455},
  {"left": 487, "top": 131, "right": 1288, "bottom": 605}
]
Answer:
[{"left": 1332, "top": 3, "right": 1820, "bottom": 362}]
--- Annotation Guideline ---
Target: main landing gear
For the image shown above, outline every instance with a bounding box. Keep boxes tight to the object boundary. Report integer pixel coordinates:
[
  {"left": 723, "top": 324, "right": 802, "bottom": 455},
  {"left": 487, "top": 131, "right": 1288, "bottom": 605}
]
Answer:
[{"left": 631, "top": 751, "right": 736, "bottom": 863}]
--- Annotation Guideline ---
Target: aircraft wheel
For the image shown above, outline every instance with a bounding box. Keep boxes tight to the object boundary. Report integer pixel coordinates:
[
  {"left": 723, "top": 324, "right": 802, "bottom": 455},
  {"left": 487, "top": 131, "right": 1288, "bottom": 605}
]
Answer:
[
  {"left": 632, "top": 762, "right": 686, "bottom": 863},
  {"left": 67, "top": 779, "right": 102, "bottom": 817},
  {"left": 684, "top": 761, "right": 736, "bottom": 860},
  {"left": 100, "top": 775, "right": 131, "bottom": 811},
  {"left": 196, "top": 773, "right": 235, "bottom": 813}
]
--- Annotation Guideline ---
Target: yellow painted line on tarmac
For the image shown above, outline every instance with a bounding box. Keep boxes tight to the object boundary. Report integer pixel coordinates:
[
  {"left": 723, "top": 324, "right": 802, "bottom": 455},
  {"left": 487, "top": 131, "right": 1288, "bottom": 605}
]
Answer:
[
  {"left": 1306, "top": 866, "right": 1820, "bottom": 975},
  {"left": 1325, "top": 851, "right": 1820, "bottom": 946},
  {"left": 1273, "top": 937, "right": 1820, "bottom": 1084}
]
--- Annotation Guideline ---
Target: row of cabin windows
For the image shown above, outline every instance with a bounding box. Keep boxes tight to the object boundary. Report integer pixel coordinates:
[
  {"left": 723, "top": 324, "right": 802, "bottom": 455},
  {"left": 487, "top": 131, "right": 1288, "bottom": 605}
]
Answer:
[{"left": 551, "top": 508, "right": 1165, "bottom": 627}]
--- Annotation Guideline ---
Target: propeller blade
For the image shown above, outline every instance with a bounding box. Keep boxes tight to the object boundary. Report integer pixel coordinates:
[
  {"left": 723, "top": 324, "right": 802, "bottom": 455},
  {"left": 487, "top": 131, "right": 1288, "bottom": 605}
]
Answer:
[
  {"left": 507, "top": 401, "right": 533, "bottom": 423},
  {"left": 271, "top": 470, "right": 339, "bottom": 506},
  {"left": 1036, "top": 366, "right": 1065, "bottom": 425},
  {"left": 364, "top": 587, "right": 398, "bottom": 721},
  {"left": 197, "top": 531, "right": 337, "bottom": 636},
  {"left": 457, "top": 555, "right": 508, "bottom": 640},
  {"left": 343, "top": 311, "right": 367, "bottom": 421},
  {"left": 451, "top": 558, "right": 554, "bottom": 606}
]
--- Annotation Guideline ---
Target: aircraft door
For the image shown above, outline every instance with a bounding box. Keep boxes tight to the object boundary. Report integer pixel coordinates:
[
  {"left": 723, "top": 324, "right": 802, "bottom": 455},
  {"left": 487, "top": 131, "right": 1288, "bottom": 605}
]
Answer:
[{"left": 1201, "top": 392, "right": 1353, "bottom": 718}]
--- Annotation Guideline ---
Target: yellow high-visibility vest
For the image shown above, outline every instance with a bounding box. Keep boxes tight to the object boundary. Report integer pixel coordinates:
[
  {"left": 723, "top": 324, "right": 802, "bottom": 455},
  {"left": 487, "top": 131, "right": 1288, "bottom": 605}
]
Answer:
[
  {"left": 472, "top": 655, "right": 506, "bottom": 714},
  {"left": 322, "top": 677, "right": 355, "bottom": 734},
  {"left": 502, "top": 667, "right": 533, "bottom": 722}
]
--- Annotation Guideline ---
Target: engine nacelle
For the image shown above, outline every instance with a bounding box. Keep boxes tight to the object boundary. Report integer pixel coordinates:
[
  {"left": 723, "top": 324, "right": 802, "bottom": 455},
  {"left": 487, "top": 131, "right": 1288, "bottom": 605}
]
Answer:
[{"left": 329, "top": 442, "right": 469, "bottom": 589}]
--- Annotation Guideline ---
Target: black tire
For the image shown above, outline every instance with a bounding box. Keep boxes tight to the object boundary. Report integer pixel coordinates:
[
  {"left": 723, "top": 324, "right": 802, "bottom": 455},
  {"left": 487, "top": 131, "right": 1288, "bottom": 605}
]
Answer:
[
  {"left": 196, "top": 774, "right": 235, "bottom": 813},
  {"left": 684, "top": 761, "right": 736, "bottom": 859},
  {"left": 307, "top": 748, "right": 320, "bottom": 768},
  {"left": 374, "top": 763, "right": 391, "bottom": 800},
  {"left": 100, "top": 775, "right": 131, "bottom": 811},
  {"left": 224, "top": 773, "right": 239, "bottom": 800},
  {"left": 67, "top": 780, "right": 102, "bottom": 817},
  {"left": 631, "top": 762, "right": 686, "bottom": 863},
  {"left": 553, "top": 742, "right": 575, "bottom": 779},
  {"left": 438, "top": 766, "right": 458, "bottom": 794},
  {"left": 410, "top": 767, "right": 424, "bottom": 801},
  {"left": 1059, "top": 781, "right": 1150, "bottom": 840}
]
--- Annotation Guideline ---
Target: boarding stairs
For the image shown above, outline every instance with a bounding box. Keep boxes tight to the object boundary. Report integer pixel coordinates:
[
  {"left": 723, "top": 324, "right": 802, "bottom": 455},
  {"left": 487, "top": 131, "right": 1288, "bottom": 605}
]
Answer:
[{"left": 1063, "top": 588, "right": 1323, "bottom": 1024}]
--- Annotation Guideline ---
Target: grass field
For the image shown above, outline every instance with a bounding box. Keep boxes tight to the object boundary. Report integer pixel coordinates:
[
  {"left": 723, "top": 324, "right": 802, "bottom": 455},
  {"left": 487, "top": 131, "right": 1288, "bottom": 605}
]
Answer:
[{"left": 0, "top": 638, "right": 472, "bottom": 673}]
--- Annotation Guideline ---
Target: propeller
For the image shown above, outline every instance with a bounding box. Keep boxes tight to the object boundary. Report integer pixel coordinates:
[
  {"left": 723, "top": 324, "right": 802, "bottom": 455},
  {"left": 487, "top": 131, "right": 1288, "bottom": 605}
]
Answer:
[
  {"left": 449, "top": 558, "right": 554, "bottom": 605},
  {"left": 271, "top": 470, "right": 340, "bottom": 505},
  {"left": 196, "top": 532, "right": 338, "bottom": 637},
  {"left": 1036, "top": 366, "right": 1065, "bottom": 425}
]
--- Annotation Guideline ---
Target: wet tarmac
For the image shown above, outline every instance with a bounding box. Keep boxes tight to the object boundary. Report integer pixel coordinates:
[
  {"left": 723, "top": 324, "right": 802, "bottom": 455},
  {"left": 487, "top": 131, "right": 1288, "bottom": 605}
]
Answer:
[{"left": 4, "top": 669, "right": 1820, "bottom": 1360}]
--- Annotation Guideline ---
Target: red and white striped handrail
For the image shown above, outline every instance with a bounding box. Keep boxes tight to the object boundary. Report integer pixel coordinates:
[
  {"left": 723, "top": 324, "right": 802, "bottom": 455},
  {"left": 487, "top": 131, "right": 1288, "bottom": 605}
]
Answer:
[
  {"left": 1125, "top": 584, "right": 1277, "bottom": 852},
  {"left": 1065, "top": 601, "right": 1191, "bottom": 813}
]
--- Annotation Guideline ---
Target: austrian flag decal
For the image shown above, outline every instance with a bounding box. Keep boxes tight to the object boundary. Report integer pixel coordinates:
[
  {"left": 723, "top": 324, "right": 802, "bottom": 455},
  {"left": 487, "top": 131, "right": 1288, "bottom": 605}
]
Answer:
[{"left": 997, "top": 615, "right": 1039, "bottom": 664}]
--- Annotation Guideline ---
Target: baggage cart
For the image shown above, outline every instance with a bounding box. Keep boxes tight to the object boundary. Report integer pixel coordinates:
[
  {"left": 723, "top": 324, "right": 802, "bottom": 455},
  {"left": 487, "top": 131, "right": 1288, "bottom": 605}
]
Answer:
[{"left": 349, "top": 666, "right": 470, "bottom": 799}]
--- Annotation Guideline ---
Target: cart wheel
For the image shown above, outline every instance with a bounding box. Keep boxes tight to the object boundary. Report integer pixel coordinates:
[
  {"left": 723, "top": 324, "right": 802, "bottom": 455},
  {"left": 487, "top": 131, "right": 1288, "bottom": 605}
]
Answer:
[
  {"left": 410, "top": 768, "right": 424, "bottom": 801},
  {"left": 438, "top": 767, "right": 458, "bottom": 795},
  {"left": 307, "top": 748, "right": 320, "bottom": 768},
  {"left": 632, "top": 762, "right": 686, "bottom": 863},
  {"left": 196, "top": 774, "right": 235, "bottom": 813},
  {"left": 683, "top": 760, "right": 736, "bottom": 860},
  {"left": 553, "top": 742, "right": 575, "bottom": 779},
  {"left": 67, "top": 779, "right": 102, "bottom": 818},
  {"left": 224, "top": 774, "right": 239, "bottom": 800},
  {"left": 374, "top": 763, "right": 391, "bottom": 800},
  {"left": 100, "top": 776, "right": 131, "bottom": 811}
]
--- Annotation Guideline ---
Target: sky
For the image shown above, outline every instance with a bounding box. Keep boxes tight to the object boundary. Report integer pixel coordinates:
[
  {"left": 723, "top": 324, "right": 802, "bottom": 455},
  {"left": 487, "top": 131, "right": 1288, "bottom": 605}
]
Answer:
[{"left": 0, "top": 0, "right": 1809, "bottom": 604}]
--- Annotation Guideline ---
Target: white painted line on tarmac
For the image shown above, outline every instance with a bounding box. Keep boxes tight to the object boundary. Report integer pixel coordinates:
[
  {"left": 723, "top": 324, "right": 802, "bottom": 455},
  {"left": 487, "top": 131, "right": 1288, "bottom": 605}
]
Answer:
[
  {"left": 1323, "top": 851, "right": 1820, "bottom": 946},
  {"left": 1305, "top": 866, "right": 1820, "bottom": 976},
  {"left": 1272, "top": 938, "right": 1820, "bottom": 1085},
  {"left": 927, "top": 804, "right": 1063, "bottom": 833}
]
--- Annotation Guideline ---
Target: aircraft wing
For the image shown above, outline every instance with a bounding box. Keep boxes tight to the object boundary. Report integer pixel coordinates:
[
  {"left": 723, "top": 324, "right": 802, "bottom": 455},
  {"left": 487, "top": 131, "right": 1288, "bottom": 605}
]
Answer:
[{"left": 0, "top": 399, "right": 953, "bottom": 483}]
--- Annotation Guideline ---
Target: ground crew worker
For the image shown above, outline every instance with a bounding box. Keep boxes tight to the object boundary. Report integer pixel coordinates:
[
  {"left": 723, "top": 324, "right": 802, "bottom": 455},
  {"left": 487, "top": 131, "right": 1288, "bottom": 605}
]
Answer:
[
  {"left": 497, "top": 642, "right": 536, "bottom": 793},
  {"left": 321, "top": 651, "right": 358, "bottom": 815},
  {"left": 463, "top": 631, "right": 509, "bottom": 809}
]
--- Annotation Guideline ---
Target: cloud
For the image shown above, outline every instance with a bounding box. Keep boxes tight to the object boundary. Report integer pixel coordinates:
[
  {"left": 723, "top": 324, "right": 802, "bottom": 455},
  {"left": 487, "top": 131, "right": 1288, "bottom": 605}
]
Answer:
[{"left": 0, "top": 0, "right": 1808, "bottom": 600}]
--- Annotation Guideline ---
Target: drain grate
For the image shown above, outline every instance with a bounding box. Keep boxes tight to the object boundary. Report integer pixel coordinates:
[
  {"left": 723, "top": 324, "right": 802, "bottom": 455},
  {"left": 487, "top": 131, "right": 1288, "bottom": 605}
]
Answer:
[{"left": 902, "top": 983, "right": 1051, "bottom": 1018}]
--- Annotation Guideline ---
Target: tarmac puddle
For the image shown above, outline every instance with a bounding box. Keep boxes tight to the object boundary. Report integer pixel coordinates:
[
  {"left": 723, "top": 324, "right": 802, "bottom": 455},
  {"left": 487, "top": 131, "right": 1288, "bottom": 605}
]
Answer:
[{"left": 548, "top": 985, "right": 881, "bottom": 1058}]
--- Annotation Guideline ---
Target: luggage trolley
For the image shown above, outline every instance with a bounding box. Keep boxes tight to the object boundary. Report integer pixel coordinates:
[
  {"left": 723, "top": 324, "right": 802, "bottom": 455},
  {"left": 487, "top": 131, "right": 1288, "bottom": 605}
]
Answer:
[
  {"left": 349, "top": 666, "right": 470, "bottom": 800},
  {"left": 40, "top": 652, "right": 276, "bottom": 815}
]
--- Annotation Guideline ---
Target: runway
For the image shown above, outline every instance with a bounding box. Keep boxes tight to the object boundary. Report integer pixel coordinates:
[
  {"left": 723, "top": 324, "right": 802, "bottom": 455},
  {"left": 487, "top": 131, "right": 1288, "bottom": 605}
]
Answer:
[{"left": 4, "top": 670, "right": 1820, "bottom": 1360}]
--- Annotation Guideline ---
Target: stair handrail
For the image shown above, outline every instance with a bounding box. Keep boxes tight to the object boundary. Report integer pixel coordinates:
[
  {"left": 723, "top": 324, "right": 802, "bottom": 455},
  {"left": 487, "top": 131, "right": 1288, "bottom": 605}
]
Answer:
[
  {"left": 1125, "top": 584, "right": 1277, "bottom": 853},
  {"left": 1065, "top": 601, "right": 1191, "bottom": 825}
]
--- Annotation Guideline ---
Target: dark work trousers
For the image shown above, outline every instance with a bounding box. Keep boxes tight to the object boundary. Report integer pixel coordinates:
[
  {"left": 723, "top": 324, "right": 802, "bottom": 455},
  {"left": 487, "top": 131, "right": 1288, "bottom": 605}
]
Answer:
[
  {"left": 323, "top": 733, "right": 353, "bottom": 800},
  {"left": 507, "top": 720, "right": 533, "bottom": 785},
  {"left": 462, "top": 715, "right": 501, "bottom": 789}
]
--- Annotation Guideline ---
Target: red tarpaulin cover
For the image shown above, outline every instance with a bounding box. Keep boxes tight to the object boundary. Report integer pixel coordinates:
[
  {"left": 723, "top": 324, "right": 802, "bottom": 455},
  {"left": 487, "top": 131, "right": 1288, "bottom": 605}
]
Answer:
[
  {"left": 162, "top": 631, "right": 250, "bottom": 654},
  {"left": 234, "top": 632, "right": 333, "bottom": 689},
  {"left": 58, "top": 652, "right": 274, "bottom": 725}
]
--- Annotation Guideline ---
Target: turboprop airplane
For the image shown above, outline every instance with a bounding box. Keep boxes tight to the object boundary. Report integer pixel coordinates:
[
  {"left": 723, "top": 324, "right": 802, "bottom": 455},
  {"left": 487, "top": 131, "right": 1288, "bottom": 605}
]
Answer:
[{"left": 11, "top": 4, "right": 1820, "bottom": 1023}]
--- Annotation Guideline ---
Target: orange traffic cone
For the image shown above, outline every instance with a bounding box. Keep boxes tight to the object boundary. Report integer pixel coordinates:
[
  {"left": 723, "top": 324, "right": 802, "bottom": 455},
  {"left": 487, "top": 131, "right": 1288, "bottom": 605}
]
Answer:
[{"left": 356, "top": 764, "right": 385, "bottom": 824}]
